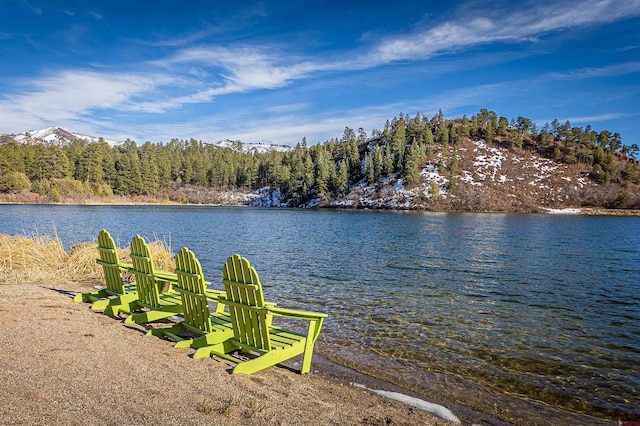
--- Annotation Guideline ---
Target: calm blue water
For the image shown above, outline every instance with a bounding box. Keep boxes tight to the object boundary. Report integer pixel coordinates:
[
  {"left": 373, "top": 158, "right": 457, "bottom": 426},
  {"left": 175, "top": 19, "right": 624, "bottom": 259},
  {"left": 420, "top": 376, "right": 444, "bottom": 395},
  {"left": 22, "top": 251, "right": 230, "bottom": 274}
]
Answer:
[{"left": 1, "top": 204, "right": 638, "bottom": 424}]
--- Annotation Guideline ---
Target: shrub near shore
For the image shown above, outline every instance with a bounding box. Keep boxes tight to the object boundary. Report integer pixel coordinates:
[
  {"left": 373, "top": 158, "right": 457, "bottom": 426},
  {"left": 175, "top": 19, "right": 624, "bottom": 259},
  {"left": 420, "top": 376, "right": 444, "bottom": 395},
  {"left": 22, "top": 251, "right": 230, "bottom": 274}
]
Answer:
[{"left": 0, "top": 234, "right": 174, "bottom": 285}]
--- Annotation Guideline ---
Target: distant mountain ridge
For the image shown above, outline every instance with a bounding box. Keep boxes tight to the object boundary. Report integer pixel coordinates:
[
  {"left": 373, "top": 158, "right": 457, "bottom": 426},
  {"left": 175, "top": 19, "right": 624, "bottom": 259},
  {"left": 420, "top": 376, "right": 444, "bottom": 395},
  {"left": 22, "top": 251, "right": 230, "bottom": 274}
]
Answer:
[
  {"left": 7, "top": 127, "right": 122, "bottom": 147},
  {"left": 2, "top": 127, "right": 292, "bottom": 154},
  {"left": 212, "top": 139, "right": 292, "bottom": 154}
]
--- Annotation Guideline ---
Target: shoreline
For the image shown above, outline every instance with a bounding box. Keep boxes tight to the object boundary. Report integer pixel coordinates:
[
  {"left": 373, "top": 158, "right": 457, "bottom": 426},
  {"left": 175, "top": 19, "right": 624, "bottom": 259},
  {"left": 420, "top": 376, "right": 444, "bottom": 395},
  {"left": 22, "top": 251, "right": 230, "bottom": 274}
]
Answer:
[
  {"left": 71, "top": 282, "right": 613, "bottom": 425},
  {"left": 1, "top": 199, "right": 640, "bottom": 216},
  {"left": 0, "top": 209, "right": 636, "bottom": 424},
  {"left": 0, "top": 281, "right": 609, "bottom": 426},
  {"left": 0, "top": 282, "right": 457, "bottom": 426},
  {"left": 309, "top": 353, "right": 513, "bottom": 426},
  {"left": 0, "top": 272, "right": 620, "bottom": 424},
  {"left": 313, "top": 349, "right": 608, "bottom": 426}
]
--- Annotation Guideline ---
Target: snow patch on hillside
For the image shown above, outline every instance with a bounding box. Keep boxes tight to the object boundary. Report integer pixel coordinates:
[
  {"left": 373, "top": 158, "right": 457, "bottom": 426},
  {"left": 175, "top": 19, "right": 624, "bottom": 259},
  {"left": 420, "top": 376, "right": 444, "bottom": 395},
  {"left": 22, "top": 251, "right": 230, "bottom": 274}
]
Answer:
[
  {"left": 248, "top": 137, "right": 596, "bottom": 211},
  {"left": 457, "top": 139, "right": 592, "bottom": 192},
  {"left": 247, "top": 187, "right": 287, "bottom": 207},
  {"left": 544, "top": 208, "right": 582, "bottom": 214},
  {"left": 472, "top": 139, "right": 505, "bottom": 182}
]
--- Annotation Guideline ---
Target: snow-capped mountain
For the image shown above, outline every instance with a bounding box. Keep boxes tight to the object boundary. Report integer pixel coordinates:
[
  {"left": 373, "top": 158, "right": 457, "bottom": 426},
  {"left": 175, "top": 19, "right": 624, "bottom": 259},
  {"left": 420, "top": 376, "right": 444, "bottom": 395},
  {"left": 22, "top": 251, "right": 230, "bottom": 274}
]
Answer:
[
  {"left": 211, "top": 139, "right": 292, "bottom": 154},
  {"left": 9, "top": 127, "right": 122, "bottom": 146},
  {"left": 3, "top": 127, "right": 292, "bottom": 153}
]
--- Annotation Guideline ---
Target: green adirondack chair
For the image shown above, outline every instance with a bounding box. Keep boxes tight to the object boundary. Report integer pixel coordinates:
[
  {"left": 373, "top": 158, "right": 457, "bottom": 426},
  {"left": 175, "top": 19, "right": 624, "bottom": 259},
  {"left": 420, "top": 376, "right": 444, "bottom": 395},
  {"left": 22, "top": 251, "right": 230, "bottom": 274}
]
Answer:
[
  {"left": 108, "top": 234, "right": 184, "bottom": 324},
  {"left": 147, "top": 247, "right": 233, "bottom": 349},
  {"left": 194, "top": 254, "right": 327, "bottom": 375},
  {"left": 73, "top": 229, "right": 137, "bottom": 311}
]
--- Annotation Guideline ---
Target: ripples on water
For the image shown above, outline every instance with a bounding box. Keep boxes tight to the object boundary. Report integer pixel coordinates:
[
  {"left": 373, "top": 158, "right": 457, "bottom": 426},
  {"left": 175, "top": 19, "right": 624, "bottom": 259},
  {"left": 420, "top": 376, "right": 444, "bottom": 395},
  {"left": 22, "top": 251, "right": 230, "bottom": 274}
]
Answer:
[{"left": 1, "top": 205, "right": 638, "bottom": 424}]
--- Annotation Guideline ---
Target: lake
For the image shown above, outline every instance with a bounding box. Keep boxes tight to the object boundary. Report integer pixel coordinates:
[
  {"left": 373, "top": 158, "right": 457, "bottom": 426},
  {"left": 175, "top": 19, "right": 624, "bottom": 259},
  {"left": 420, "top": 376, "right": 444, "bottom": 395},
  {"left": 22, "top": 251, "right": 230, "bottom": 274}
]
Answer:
[{"left": 1, "top": 204, "right": 638, "bottom": 424}]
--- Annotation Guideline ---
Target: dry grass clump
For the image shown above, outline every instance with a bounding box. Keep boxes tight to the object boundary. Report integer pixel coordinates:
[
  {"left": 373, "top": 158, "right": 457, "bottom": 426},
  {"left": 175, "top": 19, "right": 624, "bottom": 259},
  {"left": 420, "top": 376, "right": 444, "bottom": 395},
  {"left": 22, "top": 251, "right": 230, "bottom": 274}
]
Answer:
[
  {"left": 0, "top": 234, "right": 175, "bottom": 285},
  {"left": 65, "top": 242, "right": 105, "bottom": 284},
  {"left": 0, "top": 234, "right": 67, "bottom": 282}
]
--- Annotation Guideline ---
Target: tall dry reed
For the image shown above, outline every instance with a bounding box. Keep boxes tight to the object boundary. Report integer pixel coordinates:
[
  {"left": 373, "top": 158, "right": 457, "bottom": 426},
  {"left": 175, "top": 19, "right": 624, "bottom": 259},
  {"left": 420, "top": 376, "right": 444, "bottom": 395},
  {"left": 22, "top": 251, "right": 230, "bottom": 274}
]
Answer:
[{"left": 0, "top": 234, "right": 176, "bottom": 285}]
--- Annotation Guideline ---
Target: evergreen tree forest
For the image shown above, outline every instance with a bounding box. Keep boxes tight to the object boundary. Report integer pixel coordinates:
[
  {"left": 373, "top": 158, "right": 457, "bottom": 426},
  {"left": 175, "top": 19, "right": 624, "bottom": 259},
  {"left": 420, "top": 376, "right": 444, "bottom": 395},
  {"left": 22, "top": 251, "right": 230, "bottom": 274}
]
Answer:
[{"left": 1, "top": 109, "right": 639, "bottom": 209}]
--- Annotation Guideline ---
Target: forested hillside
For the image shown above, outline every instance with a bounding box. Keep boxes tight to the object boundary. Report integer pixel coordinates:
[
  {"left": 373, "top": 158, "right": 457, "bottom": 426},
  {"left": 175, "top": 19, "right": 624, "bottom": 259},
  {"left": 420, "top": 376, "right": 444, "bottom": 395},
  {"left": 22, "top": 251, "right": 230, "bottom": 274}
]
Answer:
[{"left": 1, "top": 109, "right": 639, "bottom": 211}]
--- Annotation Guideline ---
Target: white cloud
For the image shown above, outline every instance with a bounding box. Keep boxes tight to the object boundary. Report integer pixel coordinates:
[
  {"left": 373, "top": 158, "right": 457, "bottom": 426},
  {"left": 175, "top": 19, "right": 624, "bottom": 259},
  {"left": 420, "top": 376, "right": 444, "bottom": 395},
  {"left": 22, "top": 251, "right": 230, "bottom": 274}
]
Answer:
[
  {"left": 564, "top": 112, "right": 640, "bottom": 123},
  {"left": 264, "top": 103, "right": 311, "bottom": 114},
  {"left": 87, "top": 10, "right": 103, "bottom": 20},
  {"left": 3, "top": 0, "right": 639, "bottom": 143},
  {"left": 0, "top": 70, "right": 173, "bottom": 132},
  {"left": 545, "top": 61, "right": 640, "bottom": 80},
  {"left": 80, "top": 0, "right": 640, "bottom": 123},
  {"left": 367, "top": 0, "right": 640, "bottom": 65},
  {"left": 161, "top": 46, "right": 311, "bottom": 90},
  {"left": 20, "top": 0, "right": 42, "bottom": 15}
]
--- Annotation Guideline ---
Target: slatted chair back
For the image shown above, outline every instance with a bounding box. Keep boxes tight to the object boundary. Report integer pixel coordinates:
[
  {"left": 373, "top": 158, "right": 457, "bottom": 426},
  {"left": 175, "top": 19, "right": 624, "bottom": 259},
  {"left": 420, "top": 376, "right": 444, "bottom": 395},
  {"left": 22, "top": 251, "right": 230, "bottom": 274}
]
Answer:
[
  {"left": 129, "top": 235, "right": 161, "bottom": 307},
  {"left": 96, "top": 229, "right": 127, "bottom": 295},
  {"left": 222, "top": 254, "right": 271, "bottom": 352},
  {"left": 174, "top": 247, "right": 213, "bottom": 333}
]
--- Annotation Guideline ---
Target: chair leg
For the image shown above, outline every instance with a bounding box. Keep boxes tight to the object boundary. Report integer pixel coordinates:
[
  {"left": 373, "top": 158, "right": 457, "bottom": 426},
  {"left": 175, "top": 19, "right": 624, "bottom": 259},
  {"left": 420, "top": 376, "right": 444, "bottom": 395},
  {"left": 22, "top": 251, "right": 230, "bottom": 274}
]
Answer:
[
  {"left": 103, "top": 299, "right": 139, "bottom": 317},
  {"left": 300, "top": 319, "right": 323, "bottom": 374},
  {"left": 73, "top": 289, "right": 107, "bottom": 303},
  {"left": 146, "top": 322, "right": 183, "bottom": 337},
  {"left": 193, "top": 340, "right": 236, "bottom": 360},
  {"left": 91, "top": 293, "right": 137, "bottom": 312},
  {"left": 124, "top": 309, "right": 179, "bottom": 325},
  {"left": 232, "top": 347, "right": 303, "bottom": 375},
  {"left": 188, "top": 329, "right": 233, "bottom": 350}
]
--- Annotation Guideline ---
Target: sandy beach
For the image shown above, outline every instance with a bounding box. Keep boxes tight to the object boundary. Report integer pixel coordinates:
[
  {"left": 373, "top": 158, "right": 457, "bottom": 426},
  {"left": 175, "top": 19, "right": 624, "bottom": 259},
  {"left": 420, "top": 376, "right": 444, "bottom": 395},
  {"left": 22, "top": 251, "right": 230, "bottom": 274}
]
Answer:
[{"left": 0, "top": 282, "right": 459, "bottom": 426}]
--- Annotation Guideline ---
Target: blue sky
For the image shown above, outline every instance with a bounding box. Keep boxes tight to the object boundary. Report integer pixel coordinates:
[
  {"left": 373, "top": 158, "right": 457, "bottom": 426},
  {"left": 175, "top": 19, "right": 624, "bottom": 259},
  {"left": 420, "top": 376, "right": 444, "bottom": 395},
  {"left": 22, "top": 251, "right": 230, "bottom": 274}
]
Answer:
[{"left": 1, "top": 0, "right": 639, "bottom": 147}]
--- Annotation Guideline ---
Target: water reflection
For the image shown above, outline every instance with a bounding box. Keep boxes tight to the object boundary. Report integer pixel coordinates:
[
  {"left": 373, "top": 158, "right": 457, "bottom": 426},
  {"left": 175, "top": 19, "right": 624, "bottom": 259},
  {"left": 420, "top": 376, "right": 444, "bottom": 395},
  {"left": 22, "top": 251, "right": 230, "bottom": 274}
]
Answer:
[{"left": 0, "top": 205, "right": 638, "bottom": 423}]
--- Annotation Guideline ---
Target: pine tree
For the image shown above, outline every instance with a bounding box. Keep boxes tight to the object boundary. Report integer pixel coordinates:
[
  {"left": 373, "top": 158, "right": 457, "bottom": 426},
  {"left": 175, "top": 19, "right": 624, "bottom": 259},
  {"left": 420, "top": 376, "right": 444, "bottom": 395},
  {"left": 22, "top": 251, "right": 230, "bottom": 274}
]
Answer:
[
  {"left": 424, "top": 126, "right": 434, "bottom": 154},
  {"left": 335, "top": 161, "right": 348, "bottom": 194},
  {"left": 461, "top": 115, "right": 470, "bottom": 138},
  {"left": 373, "top": 148, "right": 383, "bottom": 182},
  {"left": 346, "top": 138, "right": 361, "bottom": 182},
  {"left": 314, "top": 149, "right": 330, "bottom": 196},
  {"left": 140, "top": 155, "right": 159, "bottom": 195},
  {"left": 437, "top": 121, "right": 449, "bottom": 146},
  {"left": 382, "top": 144, "right": 393, "bottom": 177},
  {"left": 486, "top": 121, "right": 495, "bottom": 143},
  {"left": 401, "top": 143, "right": 420, "bottom": 185},
  {"left": 470, "top": 114, "right": 479, "bottom": 138},
  {"left": 449, "top": 146, "right": 459, "bottom": 190},
  {"left": 430, "top": 180, "right": 440, "bottom": 202},
  {"left": 391, "top": 117, "right": 406, "bottom": 171},
  {"left": 498, "top": 116, "right": 509, "bottom": 136}
]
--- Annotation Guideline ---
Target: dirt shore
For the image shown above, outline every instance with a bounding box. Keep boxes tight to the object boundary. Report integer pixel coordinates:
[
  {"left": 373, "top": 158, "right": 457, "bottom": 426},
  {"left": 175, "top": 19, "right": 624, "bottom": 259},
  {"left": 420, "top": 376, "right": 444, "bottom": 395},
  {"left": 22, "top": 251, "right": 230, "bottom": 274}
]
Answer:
[{"left": 0, "top": 282, "right": 457, "bottom": 426}]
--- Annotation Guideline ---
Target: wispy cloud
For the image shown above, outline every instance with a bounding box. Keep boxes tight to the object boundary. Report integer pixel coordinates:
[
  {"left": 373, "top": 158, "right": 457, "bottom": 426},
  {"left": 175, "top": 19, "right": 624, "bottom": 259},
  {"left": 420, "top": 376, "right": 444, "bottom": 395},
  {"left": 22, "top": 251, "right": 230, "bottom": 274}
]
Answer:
[
  {"left": 0, "top": 70, "right": 173, "bottom": 132},
  {"left": 161, "top": 46, "right": 315, "bottom": 90},
  {"left": 141, "top": 3, "right": 268, "bottom": 47},
  {"left": 148, "top": 0, "right": 640, "bottom": 111},
  {"left": 564, "top": 112, "right": 640, "bottom": 123},
  {"left": 3, "top": 0, "right": 639, "bottom": 144},
  {"left": 87, "top": 10, "right": 103, "bottom": 20},
  {"left": 545, "top": 61, "right": 640, "bottom": 80},
  {"left": 264, "top": 103, "right": 311, "bottom": 114},
  {"left": 367, "top": 0, "right": 640, "bottom": 65},
  {"left": 618, "top": 44, "right": 640, "bottom": 52},
  {"left": 20, "top": 0, "right": 42, "bottom": 15}
]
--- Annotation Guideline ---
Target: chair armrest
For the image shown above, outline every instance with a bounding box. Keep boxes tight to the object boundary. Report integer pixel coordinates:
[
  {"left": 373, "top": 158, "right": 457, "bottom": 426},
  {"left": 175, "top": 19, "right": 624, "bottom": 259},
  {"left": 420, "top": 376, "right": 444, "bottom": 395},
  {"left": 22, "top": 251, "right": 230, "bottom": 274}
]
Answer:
[
  {"left": 267, "top": 306, "right": 328, "bottom": 320},
  {"left": 268, "top": 306, "right": 327, "bottom": 343},
  {"left": 205, "top": 289, "right": 227, "bottom": 302},
  {"left": 153, "top": 270, "right": 178, "bottom": 282},
  {"left": 96, "top": 259, "right": 133, "bottom": 270}
]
